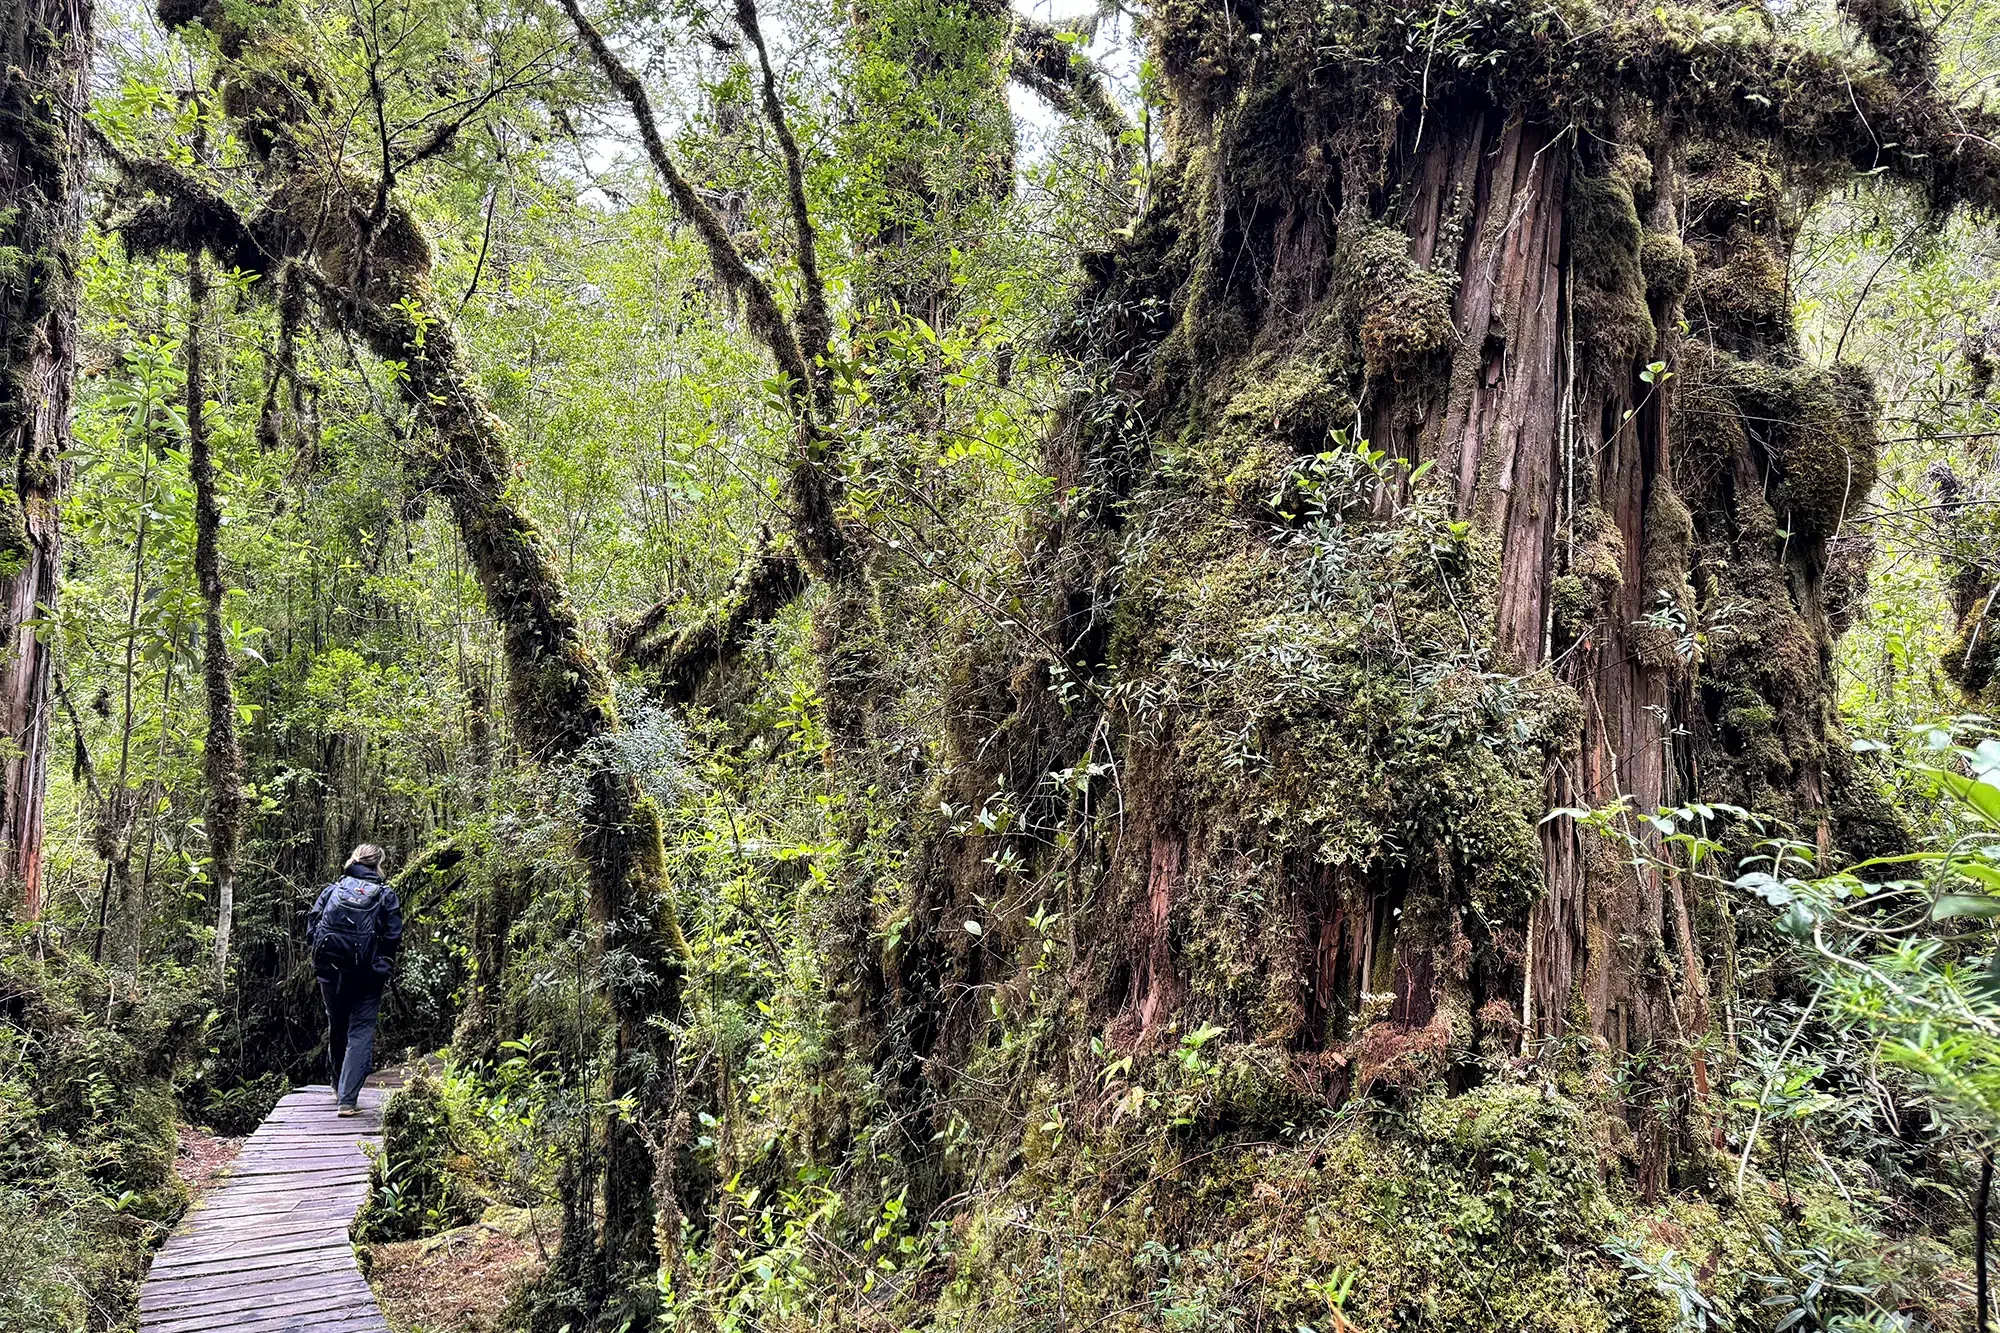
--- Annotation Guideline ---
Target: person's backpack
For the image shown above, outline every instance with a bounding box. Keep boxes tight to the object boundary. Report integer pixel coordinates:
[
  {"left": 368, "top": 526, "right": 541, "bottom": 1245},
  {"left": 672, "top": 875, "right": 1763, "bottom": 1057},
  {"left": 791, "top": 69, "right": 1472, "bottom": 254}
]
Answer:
[{"left": 311, "top": 877, "right": 388, "bottom": 973}]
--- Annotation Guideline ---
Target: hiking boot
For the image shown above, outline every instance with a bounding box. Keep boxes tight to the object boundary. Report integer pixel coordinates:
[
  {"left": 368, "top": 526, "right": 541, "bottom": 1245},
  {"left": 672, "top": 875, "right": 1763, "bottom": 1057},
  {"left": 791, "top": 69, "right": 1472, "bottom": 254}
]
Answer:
[{"left": 337, "top": 1103, "right": 359, "bottom": 1117}]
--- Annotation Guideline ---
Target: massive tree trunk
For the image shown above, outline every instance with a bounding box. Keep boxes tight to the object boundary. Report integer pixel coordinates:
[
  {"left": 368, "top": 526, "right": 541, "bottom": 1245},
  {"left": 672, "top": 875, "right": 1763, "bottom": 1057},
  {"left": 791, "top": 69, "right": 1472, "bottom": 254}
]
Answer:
[
  {"left": 0, "top": 0, "right": 89, "bottom": 914},
  {"left": 886, "top": 0, "right": 1997, "bottom": 1201}
]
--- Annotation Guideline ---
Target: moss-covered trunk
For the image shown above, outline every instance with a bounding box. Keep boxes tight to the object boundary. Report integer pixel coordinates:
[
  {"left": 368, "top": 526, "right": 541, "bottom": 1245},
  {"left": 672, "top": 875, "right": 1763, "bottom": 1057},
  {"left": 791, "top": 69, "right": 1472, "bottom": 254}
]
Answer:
[
  {"left": 886, "top": 0, "right": 1986, "bottom": 1202},
  {"left": 262, "top": 179, "right": 695, "bottom": 1300},
  {"left": 0, "top": 0, "right": 89, "bottom": 914},
  {"left": 186, "top": 250, "right": 245, "bottom": 976}
]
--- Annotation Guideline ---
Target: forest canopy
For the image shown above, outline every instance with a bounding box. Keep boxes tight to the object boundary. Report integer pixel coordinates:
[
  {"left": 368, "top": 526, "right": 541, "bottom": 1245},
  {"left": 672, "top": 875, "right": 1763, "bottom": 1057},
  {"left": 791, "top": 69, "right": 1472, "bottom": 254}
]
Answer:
[{"left": 11, "top": 0, "right": 2000, "bottom": 1328}]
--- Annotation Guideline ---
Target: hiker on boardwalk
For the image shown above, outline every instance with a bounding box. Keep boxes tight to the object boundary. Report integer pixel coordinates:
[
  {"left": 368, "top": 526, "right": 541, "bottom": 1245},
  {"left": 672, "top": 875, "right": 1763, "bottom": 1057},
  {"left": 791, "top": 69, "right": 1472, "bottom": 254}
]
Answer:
[{"left": 308, "top": 844, "right": 404, "bottom": 1116}]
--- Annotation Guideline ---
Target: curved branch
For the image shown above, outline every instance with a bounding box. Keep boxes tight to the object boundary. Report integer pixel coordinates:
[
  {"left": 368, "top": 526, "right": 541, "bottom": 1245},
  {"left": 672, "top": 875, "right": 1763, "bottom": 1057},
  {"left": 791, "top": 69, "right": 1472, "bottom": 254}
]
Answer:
[
  {"left": 94, "top": 131, "right": 280, "bottom": 276},
  {"left": 1008, "top": 18, "right": 1131, "bottom": 148},
  {"left": 97, "top": 139, "right": 693, "bottom": 954},
  {"left": 734, "top": 0, "right": 833, "bottom": 414},
  {"left": 555, "top": 0, "right": 814, "bottom": 399},
  {"left": 615, "top": 532, "right": 805, "bottom": 704},
  {"left": 389, "top": 832, "right": 470, "bottom": 908}
]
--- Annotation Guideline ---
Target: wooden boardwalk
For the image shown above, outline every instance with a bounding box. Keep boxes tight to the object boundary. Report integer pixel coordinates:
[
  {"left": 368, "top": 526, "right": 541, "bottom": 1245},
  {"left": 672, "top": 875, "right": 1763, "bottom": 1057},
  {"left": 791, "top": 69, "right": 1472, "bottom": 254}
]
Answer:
[{"left": 139, "top": 1086, "right": 389, "bottom": 1333}]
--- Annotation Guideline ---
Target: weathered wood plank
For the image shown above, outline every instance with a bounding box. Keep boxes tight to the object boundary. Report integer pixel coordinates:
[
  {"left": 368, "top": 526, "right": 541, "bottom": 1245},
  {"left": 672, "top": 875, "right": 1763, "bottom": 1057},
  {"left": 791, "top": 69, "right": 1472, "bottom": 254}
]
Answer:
[
  {"left": 141, "top": 1273, "right": 377, "bottom": 1321},
  {"left": 140, "top": 1257, "right": 363, "bottom": 1307},
  {"left": 153, "top": 1218, "right": 354, "bottom": 1253},
  {"left": 137, "top": 1087, "right": 390, "bottom": 1332}
]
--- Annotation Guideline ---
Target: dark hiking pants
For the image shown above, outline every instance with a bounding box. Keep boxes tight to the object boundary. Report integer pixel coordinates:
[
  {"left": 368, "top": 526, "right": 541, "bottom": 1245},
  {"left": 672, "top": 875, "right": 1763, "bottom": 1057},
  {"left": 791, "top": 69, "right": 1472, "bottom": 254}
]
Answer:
[{"left": 319, "top": 969, "right": 385, "bottom": 1106}]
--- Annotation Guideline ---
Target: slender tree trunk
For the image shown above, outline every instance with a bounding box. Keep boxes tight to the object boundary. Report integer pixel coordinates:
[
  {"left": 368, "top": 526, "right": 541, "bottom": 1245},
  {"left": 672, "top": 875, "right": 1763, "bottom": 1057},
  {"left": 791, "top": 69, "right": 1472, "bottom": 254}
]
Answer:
[
  {"left": 99, "top": 446, "right": 149, "bottom": 970},
  {"left": 187, "top": 248, "right": 245, "bottom": 977},
  {"left": 1980, "top": 1150, "right": 1993, "bottom": 1333},
  {"left": 0, "top": 0, "right": 90, "bottom": 913}
]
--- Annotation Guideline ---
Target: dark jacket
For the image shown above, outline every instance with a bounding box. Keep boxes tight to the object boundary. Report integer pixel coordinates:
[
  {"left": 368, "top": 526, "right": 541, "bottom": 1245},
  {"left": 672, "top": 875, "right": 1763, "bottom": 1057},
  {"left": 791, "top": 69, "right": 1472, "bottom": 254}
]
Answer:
[{"left": 308, "top": 863, "right": 404, "bottom": 976}]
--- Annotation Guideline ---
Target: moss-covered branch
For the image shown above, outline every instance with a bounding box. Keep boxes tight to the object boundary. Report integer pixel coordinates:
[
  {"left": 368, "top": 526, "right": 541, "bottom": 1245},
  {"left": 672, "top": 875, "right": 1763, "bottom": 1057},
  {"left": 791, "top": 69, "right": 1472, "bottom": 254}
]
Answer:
[
  {"left": 560, "top": 0, "right": 854, "bottom": 588},
  {"left": 613, "top": 533, "right": 805, "bottom": 705},
  {"left": 556, "top": 0, "right": 812, "bottom": 398},
  {"left": 1009, "top": 18, "right": 1132, "bottom": 146},
  {"left": 734, "top": 0, "right": 834, "bottom": 413}
]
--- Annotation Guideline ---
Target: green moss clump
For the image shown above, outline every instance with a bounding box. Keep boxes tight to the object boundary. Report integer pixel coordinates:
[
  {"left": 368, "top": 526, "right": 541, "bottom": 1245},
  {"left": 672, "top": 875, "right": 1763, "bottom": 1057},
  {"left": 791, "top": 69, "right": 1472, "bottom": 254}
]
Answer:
[
  {"left": 1632, "top": 485, "right": 1695, "bottom": 671},
  {"left": 1688, "top": 231, "right": 1789, "bottom": 340},
  {"left": 353, "top": 1068, "right": 489, "bottom": 1243},
  {"left": 1553, "top": 506, "right": 1626, "bottom": 647},
  {"left": 1679, "top": 346, "right": 1878, "bottom": 541},
  {"left": 1086, "top": 445, "right": 1560, "bottom": 1051},
  {"left": 1206, "top": 219, "right": 1451, "bottom": 490},
  {"left": 1769, "top": 362, "right": 1878, "bottom": 538},
  {"left": 1640, "top": 231, "right": 1694, "bottom": 306},
  {"left": 936, "top": 1083, "right": 1650, "bottom": 1332},
  {"left": 1949, "top": 604, "right": 2000, "bottom": 696},
  {"left": 1349, "top": 225, "right": 1458, "bottom": 383},
  {"left": 1569, "top": 166, "right": 1656, "bottom": 383}
]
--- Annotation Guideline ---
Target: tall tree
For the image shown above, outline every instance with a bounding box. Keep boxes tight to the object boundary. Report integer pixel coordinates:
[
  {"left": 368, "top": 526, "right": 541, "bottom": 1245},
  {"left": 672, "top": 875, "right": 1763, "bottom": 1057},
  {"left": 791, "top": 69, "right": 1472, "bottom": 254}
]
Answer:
[
  {"left": 881, "top": 0, "right": 2000, "bottom": 1203},
  {"left": 185, "top": 249, "right": 244, "bottom": 975},
  {"left": 0, "top": 0, "right": 91, "bottom": 913}
]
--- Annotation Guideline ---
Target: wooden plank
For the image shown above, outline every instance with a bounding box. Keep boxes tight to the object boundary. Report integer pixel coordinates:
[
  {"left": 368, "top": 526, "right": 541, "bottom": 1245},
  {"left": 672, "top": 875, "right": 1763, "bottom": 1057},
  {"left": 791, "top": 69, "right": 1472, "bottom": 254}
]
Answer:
[
  {"left": 150, "top": 1234, "right": 357, "bottom": 1271},
  {"left": 141, "top": 1272, "right": 376, "bottom": 1320},
  {"left": 149, "top": 1245, "right": 357, "bottom": 1282},
  {"left": 162, "top": 1296, "right": 388, "bottom": 1328},
  {"left": 154, "top": 1217, "right": 355, "bottom": 1252},
  {"left": 143, "top": 1276, "right": 378, "bottom": 1323},
  {"left": 138, "top": 1087, "right": 392, "bottom": 1332},
  {"left": 169, "top": 1200, "right": 367, "bottom": 1228},
  {"left": 141, "top": 1258, "right": 363, "bottom": 1307}
]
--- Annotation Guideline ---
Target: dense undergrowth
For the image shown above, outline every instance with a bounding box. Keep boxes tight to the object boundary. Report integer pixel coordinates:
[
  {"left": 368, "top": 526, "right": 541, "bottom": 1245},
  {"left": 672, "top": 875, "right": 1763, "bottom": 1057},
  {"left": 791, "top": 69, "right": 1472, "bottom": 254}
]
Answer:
[
  {"left": 8, "top": 0, "right": 2000, "bottom": 1326},
  {"left": 0, "top": 939, "right": 207, "bottom": 1329}
]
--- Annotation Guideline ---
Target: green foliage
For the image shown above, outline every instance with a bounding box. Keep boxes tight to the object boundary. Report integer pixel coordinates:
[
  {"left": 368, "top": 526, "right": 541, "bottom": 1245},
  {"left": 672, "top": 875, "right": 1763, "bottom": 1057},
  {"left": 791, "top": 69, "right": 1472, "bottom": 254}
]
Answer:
[
  {"left": 1731, "top": 726, "right": 2000, "bottom": 1142},
  {"left": 19, "top": 0, "right": 2000, "bottom": 1327},
  {"left": 354, "top": 1067, "right": 492, "bottom": 1243},
  {"left": 0, "top": 935, "right": 211, "bottom": 1329}
]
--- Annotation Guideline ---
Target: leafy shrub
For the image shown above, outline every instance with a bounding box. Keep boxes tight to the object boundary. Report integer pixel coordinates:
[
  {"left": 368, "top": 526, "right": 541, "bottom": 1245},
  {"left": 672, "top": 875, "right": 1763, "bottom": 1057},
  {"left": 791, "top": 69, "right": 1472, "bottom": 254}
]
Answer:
[{"left": 353, "top": 1066, "right": 489, "bottom": 1242}]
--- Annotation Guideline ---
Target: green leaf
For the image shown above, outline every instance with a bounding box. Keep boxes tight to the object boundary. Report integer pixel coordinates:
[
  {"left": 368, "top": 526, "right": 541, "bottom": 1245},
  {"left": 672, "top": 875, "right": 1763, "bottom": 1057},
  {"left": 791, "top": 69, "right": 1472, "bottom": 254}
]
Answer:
[
  {"left": 1930, "top": 769, "right": 2000, "bottom": 829},
  {"left": 1181, "top": 1022, "right": 1226, "bottom": 1049},
  {"left": 1773, "top": 902, "right": 1818, "bottom": 939},
  {"left": 1736, "top": 870, "right": 1792, "bottom": 906},
  {"left": 1934, "top": 894, "right": 2000, "bottom": 921}
]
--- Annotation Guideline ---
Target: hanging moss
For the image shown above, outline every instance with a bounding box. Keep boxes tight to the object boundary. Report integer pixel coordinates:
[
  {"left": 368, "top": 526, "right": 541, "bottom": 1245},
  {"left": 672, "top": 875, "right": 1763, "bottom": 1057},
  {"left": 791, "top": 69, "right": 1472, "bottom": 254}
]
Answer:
[
  {"left": 1631, "top": 485, "right": 1695, "bottom": 672},
  {"left": 1568, "top": 165, "right": 1656, "bottom": 384}
]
